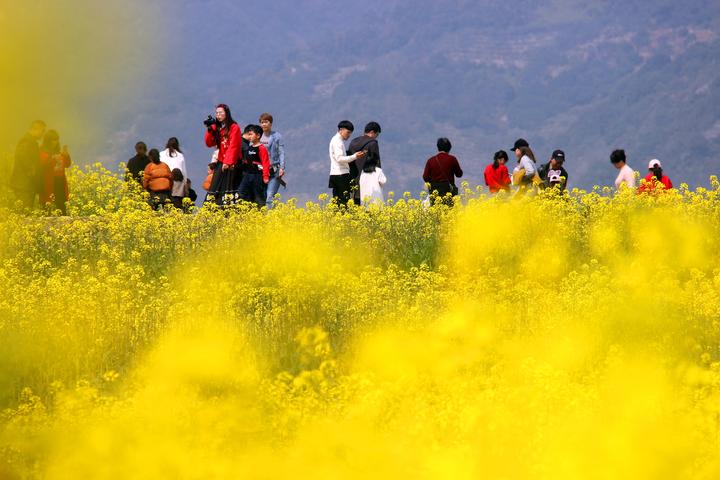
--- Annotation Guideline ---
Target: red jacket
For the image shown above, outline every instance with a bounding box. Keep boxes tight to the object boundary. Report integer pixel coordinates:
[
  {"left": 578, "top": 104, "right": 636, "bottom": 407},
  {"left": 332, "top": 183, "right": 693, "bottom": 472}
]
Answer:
[
  {"left": 484, "top": 164, "right": 510, "bottom": 193},
  {"left": 205, "top": 123, "right": 242, "bottom": 166},
  {"left": 257, "top": 144, "right": 271, "bottom": 183},
  {"left": 423, "top": 152, "right": 463, "bottom": 184},
  {"left": 638, "top": 173, "right": 673, "bottom": 193},
  {"left": 244, "top": 143, "right": 271, "bottom": 183},
  {"left": 39, "top": 151, "right": 71, "bottom": 204}
]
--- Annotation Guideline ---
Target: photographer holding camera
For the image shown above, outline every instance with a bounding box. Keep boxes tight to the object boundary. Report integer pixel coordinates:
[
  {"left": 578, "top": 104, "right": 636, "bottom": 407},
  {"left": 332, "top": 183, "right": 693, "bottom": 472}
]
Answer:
[{"left": 204, "top": 104, "right": 242, "bottom": 205}]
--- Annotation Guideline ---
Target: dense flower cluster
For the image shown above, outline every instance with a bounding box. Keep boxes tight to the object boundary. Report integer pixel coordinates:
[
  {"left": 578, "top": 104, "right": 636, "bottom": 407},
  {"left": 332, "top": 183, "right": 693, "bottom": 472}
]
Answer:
[{"left": 1, "top": 165, "right": 719, "bottom": 478}]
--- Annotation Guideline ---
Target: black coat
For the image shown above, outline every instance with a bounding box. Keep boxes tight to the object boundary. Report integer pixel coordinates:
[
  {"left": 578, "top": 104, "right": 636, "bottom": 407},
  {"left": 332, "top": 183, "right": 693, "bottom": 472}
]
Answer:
[
  {"left": 11, "top": 134, "right": 40, "bottom": 192},
  {"left": 127, "top": 154, "right": 150, "bottom": 183},
  {"left": 347, "top": 135, "right": 381, "bottom": 179}
]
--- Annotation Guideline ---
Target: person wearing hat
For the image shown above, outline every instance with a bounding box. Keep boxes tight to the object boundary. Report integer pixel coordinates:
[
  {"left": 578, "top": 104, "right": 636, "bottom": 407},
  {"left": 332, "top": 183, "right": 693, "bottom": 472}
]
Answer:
[
  {"left": 538, "top": 149, "right": 569, "bottom": 190},
  {"left": 638, "top": 159, "right": 673, "bottom": 193},
  {"left": 510, "top": 138, "right": 538, "bottom": 192}
]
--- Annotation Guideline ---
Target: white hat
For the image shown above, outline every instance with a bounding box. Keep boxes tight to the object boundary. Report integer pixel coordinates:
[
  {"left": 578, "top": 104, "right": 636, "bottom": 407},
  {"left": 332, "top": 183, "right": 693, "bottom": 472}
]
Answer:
[
  {"left": 549, "top": 173, "right": 562, "bottom": 183},
  {"left": 648, "top": 159, "right": 662, "bottom": 169}
]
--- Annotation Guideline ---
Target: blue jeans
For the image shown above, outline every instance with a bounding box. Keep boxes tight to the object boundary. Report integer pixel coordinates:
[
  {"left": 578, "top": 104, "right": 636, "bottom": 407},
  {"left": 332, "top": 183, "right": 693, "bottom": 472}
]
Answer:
[{"left": 266, "top": 173, "right": 283, "bottom": 208}]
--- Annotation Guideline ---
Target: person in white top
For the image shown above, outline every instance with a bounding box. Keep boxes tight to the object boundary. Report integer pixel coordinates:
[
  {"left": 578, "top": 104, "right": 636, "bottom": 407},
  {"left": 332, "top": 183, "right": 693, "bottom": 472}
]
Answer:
[
  {"left": 359, "top": 156, "right": 387, "bottom": 206},
  {"left": 160, "top": 137, "right": 187, "bottom": 179},
  {"left": 610, "top": 149, "right": 636, "bottom": 188},
  {"left": 328, "top": 120, "right": 365, "bottom": 205},
  {"left": 510, "top": 138, "right": 538, "bottom": 195}
]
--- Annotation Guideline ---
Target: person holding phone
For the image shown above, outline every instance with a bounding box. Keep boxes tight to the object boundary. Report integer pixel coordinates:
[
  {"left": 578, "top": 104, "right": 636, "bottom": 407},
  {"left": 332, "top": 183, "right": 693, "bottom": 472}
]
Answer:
[{"left": 347, "top": 121, "right": 382, "bottom": 205}]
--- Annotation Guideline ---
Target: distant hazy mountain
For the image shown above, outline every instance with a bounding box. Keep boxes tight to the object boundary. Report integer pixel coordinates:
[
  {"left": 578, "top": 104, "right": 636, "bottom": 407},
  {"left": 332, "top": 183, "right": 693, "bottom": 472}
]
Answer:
[{"left": 94, "top": 0, "right": 720, "bottom": 199}]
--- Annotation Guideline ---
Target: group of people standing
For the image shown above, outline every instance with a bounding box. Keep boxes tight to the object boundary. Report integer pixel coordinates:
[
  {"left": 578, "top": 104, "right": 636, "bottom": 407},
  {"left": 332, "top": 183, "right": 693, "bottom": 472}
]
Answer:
[
  {"left": 200, "top": 106, "right": 286, "bottom": 209},
  {"left": 126, "top": 138, "right": 197, "bottom": 209},
  {"left": 419, "top": 137, "right": 673, "bottom": 203},
  {"left": 10, "top": 112, "right": 678, "bottom": 215},
  {"left": 10, "top": 120, "right": 72, "bottom": 214},
  {"left": 125, "top": 106, "right": 286, "bottom": 210}
]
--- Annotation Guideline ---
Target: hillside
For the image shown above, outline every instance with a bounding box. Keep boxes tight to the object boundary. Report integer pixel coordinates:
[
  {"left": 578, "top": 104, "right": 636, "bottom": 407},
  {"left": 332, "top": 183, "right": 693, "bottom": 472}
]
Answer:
[{"left": 69, "top": 0, "right": 720, "bottom": 198}]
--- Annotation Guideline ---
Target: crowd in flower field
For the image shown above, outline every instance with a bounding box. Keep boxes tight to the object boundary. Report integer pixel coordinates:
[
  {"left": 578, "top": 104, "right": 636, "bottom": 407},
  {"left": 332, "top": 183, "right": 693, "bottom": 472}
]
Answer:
[{"left": 9, "top": 107, "right": 676, "bottom": 213}]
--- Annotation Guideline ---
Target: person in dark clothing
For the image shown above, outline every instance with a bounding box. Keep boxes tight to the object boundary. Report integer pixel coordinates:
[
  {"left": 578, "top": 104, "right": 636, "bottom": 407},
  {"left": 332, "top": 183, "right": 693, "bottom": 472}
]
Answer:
[
  {"left": 537, "top": 149, "right": 569, "bottom": 190},
  {"left": 347, "top": 122, "right": 382, "bottom": 205},
  {"left": 423, "top": 137, "right": 463, "bottom": 205},
  {"left": 238, "top": 124, "right": 270, "bottom": 207},
  {"left": 11, "top": 120, "right": 46, "bottom": 209},
  {"left": 126, "top": 142, "right": 150, "bottom": 184}
]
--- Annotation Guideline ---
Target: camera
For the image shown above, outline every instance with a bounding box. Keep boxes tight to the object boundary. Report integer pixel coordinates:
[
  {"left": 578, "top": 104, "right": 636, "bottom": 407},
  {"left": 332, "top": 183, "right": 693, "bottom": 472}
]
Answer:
[{"left": 203, "top": 115, "right": 218, "bottom": 129}]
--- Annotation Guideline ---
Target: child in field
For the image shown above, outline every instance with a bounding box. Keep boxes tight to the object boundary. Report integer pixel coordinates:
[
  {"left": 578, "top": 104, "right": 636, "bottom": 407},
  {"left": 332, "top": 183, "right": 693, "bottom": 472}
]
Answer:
[
  {"left": 359, "top": 155, "right": 387, "bottom": 206},
  {"left": 170, "top": 168, "right": 189, "bottom": 209},
  {"left": 239, "top": 125, "right": 270, "bottom": 207}
]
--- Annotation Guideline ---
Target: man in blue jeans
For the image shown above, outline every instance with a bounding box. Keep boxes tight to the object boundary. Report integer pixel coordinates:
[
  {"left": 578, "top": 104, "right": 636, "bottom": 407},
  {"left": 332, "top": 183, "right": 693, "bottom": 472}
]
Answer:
[{"left": 259, "top": 113, "right": 286, "bottom": 208}]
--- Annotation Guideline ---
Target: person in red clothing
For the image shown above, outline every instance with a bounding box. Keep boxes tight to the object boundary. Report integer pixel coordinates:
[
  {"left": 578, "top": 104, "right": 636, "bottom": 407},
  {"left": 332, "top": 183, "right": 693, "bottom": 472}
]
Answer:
[
  {"left": 423, "top": 137, "right": 463, "bottom": 205},
  {"left": 239, "top": 124, "right": 271, "bottom": 207},
  {"left": 484, "top": 150, "right": 511, "bottom": 193},
  {"left": 38, "top": 130, "right": 72, "bottom": 215},
  {"left": 204, "top": 103, "right": 242, "bottom": 206},
  {"left": 638, "top": 159, "right": 673, "bottom": 194}
]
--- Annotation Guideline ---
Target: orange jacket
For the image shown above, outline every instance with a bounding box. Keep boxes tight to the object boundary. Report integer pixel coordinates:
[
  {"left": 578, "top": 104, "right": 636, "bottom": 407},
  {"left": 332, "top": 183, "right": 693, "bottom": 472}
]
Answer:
[
  {"left": 143, "top": 162, "right": 173, "bottom": 192},
  {"left": 39, "top": 151, "right": 71, "bottom": 204}
]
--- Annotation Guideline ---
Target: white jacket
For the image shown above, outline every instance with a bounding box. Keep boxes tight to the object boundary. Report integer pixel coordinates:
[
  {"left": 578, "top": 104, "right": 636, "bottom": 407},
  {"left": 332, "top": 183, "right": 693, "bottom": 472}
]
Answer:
[
  {"left": 329, "top": 132, "right": 358, "bottom": 175},
  {"left": 160, "top": 149, "right": 187, "bottom": 179},
  {"left": 360, "top": 168, "right": 387, "bottom": 205}
]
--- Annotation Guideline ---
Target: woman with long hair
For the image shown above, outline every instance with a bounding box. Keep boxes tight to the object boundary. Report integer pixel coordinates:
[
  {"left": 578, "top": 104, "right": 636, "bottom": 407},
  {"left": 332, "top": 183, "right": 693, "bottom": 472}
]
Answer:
[
  {"left": 38, "top": 129, "right": 72, "bottom": 214},
  {"left": 638, "top": 159, "right": 673, "bottom": 193},
  {"left": 484, "top": 150, "right": 511, "bottom": 193},
  {"left": 204, "top": 104, "right": 242, "bottom": 206},
  {"left": 143, "top": 148, "right": 173, "bottom": 209},
  {"left": 510, "top": 139, "right": 537, "bottom": 194},
  {"left": 359, "top": 154, "right": 387, "bottom": 206},
  {"left": 160, "top": 137, "right": 187, "bottom": 179}
]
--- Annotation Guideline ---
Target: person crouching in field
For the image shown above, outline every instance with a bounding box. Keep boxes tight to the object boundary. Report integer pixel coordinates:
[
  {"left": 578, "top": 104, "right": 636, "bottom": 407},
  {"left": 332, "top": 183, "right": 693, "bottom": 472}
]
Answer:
[
  {"left": 239, "top": 125, "right": 270, "bottom": 207},
  {"left": 423, "top": 137, "right": 463, "bottom": 205},
  {"left": 638, "top": 159, "right": 673, "bottom": 194},
  {"left": 143, "top": 149, "right": 173, "bottom": 209},
  {"left": 359, "top": 155, "right": 386, "bottom": 207},
  {"left": 38, "top": 130, "right": 72, "bottom": 215},
  {"left": 484, "top": 150, "right": 511, "bottom": 193}
]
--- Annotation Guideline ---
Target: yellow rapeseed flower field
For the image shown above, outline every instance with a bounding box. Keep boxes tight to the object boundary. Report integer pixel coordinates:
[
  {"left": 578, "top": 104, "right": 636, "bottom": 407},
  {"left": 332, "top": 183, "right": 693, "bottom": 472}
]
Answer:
[{"left": 1, "top": 165, "right": 720, "bottom": 479}]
